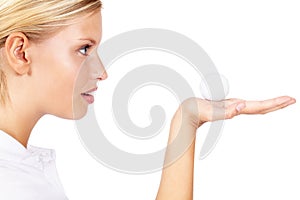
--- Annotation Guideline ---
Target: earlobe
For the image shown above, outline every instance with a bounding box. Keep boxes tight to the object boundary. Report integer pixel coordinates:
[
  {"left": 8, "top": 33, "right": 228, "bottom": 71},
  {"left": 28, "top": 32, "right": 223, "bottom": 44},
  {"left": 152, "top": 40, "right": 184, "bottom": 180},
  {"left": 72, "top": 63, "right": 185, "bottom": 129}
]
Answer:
[{"left": 5, "top": 32, "right": 31, "bottom": 75}]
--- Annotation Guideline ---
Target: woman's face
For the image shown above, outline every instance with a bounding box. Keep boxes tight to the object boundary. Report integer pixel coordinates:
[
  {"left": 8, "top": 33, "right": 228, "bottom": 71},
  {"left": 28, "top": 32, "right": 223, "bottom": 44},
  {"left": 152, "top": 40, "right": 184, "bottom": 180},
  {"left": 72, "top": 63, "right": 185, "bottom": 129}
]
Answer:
[{"left": 29, "top": 10, "right": 106, "bottom": 119}]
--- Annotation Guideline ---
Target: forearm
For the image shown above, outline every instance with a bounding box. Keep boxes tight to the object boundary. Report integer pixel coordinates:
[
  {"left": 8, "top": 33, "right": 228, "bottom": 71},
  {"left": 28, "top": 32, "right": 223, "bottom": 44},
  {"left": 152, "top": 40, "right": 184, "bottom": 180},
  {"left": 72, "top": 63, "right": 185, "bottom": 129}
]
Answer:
[
  {"left": 156, "top": 107, "right": 198, "bottom": 200},
  {"left": 155, "top": 96, "right": 296, "bottom": 199}
]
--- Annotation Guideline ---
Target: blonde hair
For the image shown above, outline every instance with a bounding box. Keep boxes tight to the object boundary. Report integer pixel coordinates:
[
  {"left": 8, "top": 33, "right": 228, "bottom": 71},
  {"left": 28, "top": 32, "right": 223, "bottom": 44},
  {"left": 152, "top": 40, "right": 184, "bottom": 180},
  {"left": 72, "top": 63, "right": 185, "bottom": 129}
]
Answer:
[{"left": 0, "top": 0, "right": 102, "bottom": 104}]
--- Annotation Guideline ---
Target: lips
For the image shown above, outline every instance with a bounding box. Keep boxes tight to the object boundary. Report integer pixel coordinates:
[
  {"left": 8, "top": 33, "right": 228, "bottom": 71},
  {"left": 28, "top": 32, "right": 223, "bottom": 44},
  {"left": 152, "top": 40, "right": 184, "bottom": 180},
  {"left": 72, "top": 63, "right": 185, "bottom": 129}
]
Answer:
[{"left": 81, "top": 87, "right": 97, "bottom": 104}]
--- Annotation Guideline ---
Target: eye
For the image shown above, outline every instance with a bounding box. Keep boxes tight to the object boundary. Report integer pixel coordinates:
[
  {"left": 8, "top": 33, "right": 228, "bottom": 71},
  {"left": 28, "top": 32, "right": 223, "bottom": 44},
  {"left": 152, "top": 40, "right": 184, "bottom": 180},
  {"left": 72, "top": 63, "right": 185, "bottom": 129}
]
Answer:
[{"left": 79, "top": 45, "right": 92, "bottom": 56}]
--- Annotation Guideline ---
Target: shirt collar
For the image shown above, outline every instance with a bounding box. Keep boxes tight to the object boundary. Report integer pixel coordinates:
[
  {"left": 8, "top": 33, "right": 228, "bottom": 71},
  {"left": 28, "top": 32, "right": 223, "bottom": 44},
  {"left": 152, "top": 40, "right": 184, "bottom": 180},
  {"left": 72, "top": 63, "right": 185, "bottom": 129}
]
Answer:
[
  {"left": 0, "top": 130, "right": 56, "bottom": 170},
  {"left": 0, "top": 130, "right": 30, "bottom": 161}
]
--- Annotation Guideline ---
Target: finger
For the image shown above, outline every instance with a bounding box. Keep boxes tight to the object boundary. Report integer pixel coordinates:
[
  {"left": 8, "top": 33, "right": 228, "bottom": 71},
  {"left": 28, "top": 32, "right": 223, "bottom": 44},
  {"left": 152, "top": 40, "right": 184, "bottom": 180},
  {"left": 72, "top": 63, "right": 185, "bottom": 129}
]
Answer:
[
  {"left": 242, "top": 96, "right": 295, "bottom": 114},
  {"left": 257, "top": 96, "right": 296, "bottom": 114},
  {"left": 260, "top": 98, "right": 296, "bottom": 114}
]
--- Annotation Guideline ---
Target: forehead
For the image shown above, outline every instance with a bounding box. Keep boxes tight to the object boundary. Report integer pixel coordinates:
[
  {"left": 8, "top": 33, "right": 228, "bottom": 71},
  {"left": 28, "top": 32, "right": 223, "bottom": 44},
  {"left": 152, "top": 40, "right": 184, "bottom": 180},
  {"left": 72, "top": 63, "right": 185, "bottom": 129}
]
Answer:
[{"left": 59, "top": 10, "right": 102, "bottom": 44}]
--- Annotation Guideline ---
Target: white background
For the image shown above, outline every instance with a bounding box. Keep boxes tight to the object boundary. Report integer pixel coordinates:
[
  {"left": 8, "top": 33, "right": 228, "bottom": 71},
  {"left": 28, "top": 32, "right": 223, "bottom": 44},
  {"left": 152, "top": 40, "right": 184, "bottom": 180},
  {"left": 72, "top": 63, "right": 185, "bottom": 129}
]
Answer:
[{"left": 30, "top": 0, "right": 300, "bottom": 199}]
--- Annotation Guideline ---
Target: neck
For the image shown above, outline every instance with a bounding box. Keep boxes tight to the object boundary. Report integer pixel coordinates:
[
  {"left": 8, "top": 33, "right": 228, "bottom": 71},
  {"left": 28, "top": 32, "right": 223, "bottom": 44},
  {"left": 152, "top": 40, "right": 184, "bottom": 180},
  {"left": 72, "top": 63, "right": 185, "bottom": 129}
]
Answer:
[{"left": 0, "top": 104, "right": 42, "bottom": 148}]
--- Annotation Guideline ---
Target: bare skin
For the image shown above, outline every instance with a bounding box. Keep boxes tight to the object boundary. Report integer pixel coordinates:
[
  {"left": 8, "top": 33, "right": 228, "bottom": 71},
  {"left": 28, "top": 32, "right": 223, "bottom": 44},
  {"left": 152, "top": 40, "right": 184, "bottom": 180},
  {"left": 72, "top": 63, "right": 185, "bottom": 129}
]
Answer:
[
  {"left": 0, "top": 9, "right": 296, "bottom": 199},
  {"left": 156, "top": 96, "right": 296, "bottom": 200},
  {"left": 0, "top": 10, "right": 106, "bottom": 147}
]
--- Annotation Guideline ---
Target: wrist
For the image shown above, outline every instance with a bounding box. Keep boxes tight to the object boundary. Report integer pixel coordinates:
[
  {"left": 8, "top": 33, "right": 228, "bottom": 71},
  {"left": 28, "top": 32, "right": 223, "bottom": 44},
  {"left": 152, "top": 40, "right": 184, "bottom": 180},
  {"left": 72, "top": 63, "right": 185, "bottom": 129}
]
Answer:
[{"left": 179, "top": 98, "right": 206, "bottom": 128}]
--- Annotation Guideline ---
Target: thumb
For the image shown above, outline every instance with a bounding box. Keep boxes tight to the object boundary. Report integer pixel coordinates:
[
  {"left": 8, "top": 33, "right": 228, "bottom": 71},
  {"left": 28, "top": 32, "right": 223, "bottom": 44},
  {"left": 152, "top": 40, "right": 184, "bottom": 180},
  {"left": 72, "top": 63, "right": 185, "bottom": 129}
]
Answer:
[
  {"left": 236, "top": 102, "right": 246, "bottom": 112},
  {"left": 224, "top": 101, "right": 246, "bottom": 119}
]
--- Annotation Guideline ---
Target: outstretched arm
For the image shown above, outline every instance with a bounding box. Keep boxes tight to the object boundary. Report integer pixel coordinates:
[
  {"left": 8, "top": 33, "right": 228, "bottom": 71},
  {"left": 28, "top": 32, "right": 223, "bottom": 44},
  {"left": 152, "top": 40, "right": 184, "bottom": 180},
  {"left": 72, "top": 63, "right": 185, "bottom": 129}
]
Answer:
[{"left": 156, "top": 96, "right": 296, "bottom": 200}]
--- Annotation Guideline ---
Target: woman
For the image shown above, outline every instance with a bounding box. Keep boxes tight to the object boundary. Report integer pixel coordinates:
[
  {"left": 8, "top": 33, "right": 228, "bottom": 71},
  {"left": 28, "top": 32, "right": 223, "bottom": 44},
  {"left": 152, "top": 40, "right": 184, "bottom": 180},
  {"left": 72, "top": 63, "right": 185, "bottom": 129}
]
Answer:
[{"left": 0, "top": 0, "right": 296, "bottom": 199}]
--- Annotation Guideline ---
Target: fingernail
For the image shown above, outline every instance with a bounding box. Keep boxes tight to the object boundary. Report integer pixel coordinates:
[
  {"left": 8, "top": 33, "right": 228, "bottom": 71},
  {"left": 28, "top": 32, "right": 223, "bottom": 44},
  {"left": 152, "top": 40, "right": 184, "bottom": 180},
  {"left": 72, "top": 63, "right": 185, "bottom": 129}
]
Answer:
[{"left": 236, "top": 103, "right": 246, "bottom": 112}]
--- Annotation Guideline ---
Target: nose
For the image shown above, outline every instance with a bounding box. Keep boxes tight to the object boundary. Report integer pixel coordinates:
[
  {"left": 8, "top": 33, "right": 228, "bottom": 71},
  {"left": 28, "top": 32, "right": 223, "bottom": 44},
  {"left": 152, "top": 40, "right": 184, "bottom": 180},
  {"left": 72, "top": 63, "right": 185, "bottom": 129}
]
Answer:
[
  {"left": 97, "top": 59, "right": 108, "bottom": 81},
  {"left": 87, "top": 50, "right": 108, "bottom": 81}
]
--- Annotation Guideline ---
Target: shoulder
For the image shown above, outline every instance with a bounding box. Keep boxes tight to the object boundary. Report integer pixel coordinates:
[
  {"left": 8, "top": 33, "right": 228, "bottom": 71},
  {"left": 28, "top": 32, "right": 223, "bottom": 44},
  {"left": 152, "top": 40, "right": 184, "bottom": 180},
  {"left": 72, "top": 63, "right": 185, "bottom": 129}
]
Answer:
[
  {"left": 0, "top": 161, "right": 39, "bottom": 196},
  {"left": 0, "top": 160, "right": 58, "bottom": 200}
]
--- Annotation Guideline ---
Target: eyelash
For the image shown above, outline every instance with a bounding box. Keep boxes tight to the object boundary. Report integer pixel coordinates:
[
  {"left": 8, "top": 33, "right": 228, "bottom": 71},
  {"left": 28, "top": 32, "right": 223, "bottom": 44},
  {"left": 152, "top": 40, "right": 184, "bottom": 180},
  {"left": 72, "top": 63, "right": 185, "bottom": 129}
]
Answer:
[{"left": 79, "top": 44, "right": 92, "bottom": 56}]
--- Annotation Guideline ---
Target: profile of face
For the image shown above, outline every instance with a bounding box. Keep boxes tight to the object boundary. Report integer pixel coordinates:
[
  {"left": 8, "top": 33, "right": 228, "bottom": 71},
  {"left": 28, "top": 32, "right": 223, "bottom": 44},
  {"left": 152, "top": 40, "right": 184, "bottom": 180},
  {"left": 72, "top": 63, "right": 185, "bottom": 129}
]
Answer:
[{"left": 27, "top": 10, "right": 107, "bottom": 119}]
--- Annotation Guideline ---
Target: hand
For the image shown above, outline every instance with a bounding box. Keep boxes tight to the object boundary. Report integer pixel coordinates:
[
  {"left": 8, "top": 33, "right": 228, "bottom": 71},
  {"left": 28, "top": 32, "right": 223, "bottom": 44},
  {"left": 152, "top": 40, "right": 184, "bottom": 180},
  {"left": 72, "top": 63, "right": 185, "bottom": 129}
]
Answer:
[
  {"left": 158, "top": 96, "right": 295, "bottom": 200},
  {"left": 180, "top": 96, "right": 296, "bottom": 128}
]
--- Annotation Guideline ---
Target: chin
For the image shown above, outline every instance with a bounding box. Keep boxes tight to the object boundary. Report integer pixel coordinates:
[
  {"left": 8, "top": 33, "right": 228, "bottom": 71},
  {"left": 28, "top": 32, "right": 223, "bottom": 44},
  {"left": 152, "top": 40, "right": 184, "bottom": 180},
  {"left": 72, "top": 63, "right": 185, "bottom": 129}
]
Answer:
[
  {"left": 71, "top": 104, "right": 89, "bottom": 120},
  {"left": 53, "top": 109, "right": 87, "bottom": 120}
]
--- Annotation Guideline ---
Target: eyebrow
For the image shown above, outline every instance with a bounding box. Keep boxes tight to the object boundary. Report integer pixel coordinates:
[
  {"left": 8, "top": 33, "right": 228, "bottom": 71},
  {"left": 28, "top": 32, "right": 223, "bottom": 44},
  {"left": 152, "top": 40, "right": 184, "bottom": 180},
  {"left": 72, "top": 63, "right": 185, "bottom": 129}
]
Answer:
[{"left": 78, "top": 38, "right": 97, "bottom": 44}]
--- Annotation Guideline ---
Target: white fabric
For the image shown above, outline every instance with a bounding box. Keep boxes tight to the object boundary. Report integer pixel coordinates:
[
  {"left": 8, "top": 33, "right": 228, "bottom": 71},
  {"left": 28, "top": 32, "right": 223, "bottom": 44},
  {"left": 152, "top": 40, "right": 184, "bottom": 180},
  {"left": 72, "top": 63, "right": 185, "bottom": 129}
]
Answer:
[{"left": 0, "top": 130, "right": 68, "bottom": 200}]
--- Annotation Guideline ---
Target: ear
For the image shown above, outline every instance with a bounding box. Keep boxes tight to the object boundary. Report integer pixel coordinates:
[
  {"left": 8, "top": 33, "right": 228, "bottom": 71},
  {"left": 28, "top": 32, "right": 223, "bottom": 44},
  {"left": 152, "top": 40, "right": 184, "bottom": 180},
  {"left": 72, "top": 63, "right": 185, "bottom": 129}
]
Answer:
[{"left": 5, "top": 32, "right": 31, "bottom": 75}]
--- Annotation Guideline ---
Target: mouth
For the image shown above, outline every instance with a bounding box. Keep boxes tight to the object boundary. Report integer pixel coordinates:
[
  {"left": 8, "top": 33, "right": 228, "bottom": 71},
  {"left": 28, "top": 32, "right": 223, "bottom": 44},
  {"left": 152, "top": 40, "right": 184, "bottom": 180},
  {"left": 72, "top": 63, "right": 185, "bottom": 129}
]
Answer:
[{"left": 81, "top": 87, "right": 98, "bottom": 104}]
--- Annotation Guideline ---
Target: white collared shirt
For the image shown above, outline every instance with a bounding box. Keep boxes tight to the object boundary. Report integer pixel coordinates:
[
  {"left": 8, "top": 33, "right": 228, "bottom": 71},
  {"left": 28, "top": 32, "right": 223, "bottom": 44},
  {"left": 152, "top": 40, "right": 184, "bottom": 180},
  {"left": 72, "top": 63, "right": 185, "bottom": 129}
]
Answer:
[{"left": 0, "top": 130, "right": 68, "bottom": 200}]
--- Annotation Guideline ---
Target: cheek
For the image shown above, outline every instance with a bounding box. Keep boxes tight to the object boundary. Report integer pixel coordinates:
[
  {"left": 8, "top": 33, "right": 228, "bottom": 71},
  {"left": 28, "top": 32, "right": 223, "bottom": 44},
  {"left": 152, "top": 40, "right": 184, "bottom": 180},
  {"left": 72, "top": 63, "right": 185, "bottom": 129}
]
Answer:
[
  {"left": 72, "top": 64, "right": 91, "bottom": 119},
  {"left": 73, "top": 54, "right": 95, "bottom": 94},
  {"left": 34, "top": 51, "right": 83, "bottom": 115},
  {"left": 74, "top": 64, "right": 89, "bottom": 90},
  {"left": 49, "top": 58, "right": 79, "bottom": 93},
  {"left": 29, "top": 37, "right": 89, "bottom": 118}
]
